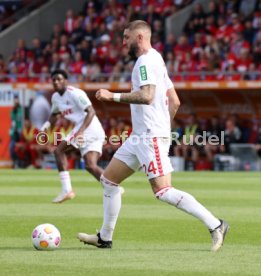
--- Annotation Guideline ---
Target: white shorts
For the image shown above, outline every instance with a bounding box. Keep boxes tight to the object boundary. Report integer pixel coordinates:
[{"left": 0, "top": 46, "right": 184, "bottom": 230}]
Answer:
[
  {"left": 64, "top": 125, "right": 105, "bottom": 157},
  {"left": 114, "top": 135, "right": 173, "bottom": 179}
]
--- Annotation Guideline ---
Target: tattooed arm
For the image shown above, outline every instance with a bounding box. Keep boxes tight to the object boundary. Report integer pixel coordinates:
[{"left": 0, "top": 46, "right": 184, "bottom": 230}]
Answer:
[
  {"left": 120, "top": 84, "right": 155, "bottom": 104},
  {"left": 96, "top": 84, "right": 156, "bottom": 105}
]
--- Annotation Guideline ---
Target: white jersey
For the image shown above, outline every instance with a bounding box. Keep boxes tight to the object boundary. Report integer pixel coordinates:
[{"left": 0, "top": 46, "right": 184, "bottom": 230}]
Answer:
[
  {"left": 51, "top": 86, "right": 104, "bottom": 136},
  {"left": 131, "top": 48, "right": 174, "bottom": 137}
]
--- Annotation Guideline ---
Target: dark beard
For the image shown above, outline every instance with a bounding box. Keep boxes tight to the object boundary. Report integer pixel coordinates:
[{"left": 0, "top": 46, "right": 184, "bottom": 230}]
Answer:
[{"left": 128, "top": 42, "right": 139, "bottom": 60}]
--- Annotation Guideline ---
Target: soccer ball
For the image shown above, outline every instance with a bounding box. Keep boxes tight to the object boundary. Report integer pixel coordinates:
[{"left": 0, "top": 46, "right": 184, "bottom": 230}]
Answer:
[{"left": 32, "top": 223, "right": 61, "bottom": 250}]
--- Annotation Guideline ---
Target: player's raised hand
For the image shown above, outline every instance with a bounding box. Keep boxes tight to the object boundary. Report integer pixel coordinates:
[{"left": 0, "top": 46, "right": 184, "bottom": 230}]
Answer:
[{"left": 96, "top": 89, "right": 113, "bottom": 101}]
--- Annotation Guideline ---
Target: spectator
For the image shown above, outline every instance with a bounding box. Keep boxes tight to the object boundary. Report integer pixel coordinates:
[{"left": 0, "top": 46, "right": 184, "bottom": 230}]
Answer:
[
  {"left": 249, "top": 120, "right": 261, "bottom": 157},
  {"left": 204, "top": 116, "right": 223, "bottom": 162},
  {"left": 58, "top": 34, "right": 72, "bottom": 61},
  {"left": 252, "top": 10, "right": 261, "bottom": 29},
  {"left": 165, "top": 51, "right": 176, "bottom": 77},
  {"left": 189, "top": 3, "right": 205, "bottom": 32},
  {"left": 174, "top": 34, "right": 192, "bottom": 58},
  {"left": 77, "top": 38, "right": 92, "bottom": 63},
  {"left": 142, "top": 5, "right": 161, "bottom": 25},
  {"left": 70, "top": 51, "right": 85, "bottom": 75},
  {"left": 204, "top": 35, "right": 220, "bottom": 59},
  {"left": 14, "top": 119, "right": 38, "bottom": 168},
  {"left": 0, "top": 53, "right": 7, "bottom": 81},
  {"left": 240, "top": 0, "right": 256, "bottom": 17},
  {"left": 64, "top": 9, "right": 77, "bottom": 34},
  {"left": 82, "top": 57, "right": 101, "bottom": 81},
  {"left": 70, "top": 17, "right": 85, "bottom": 45},
  {"left": 244, "top": 63, "right": 259, "bottom": 80},
  {"left": 83, "top": 22, "right": 96, "bottom": 42},
  {"left": 152, "top": 19, "right": 165, "bottom": 41},
  {"left": 83, "top": 2, "right": 98, "bottom": 28},
  {"left": 50, "top": 37, "right": 60, "bottom": 54},
  {"left": 94, "top": 34, "right": 114, "bottom": 73},
  {"left": 175, "top": 114, "right": 200, "bottom": 165},
  {"left": 170, "top": 118, "right": 183, "bottom": 156},
  {"left": 220, "top": 118, "right": 242, "bottom": 154},
  {"left": 51, "top": 24, "right": 63, "bottom": 39},
  {"left": 206, "top": 0, "right": 219, "bottom": 22},
  {"left": 243, "top": 20, "right": 256, "bottom": 45},
  {"left": 9, "top": 95, "right": 23, "bottom": 167},
  {"left": 38, "top": 66, "right": 50, "bottom": 83},
  {"left": 108, "top": 61, "right": 125, "bottom": 82},
  {"left": 253, "top": 30, "right": 261, "bottom": 64},
  {"left": 59, "top": 54, "right": 72, "bottom": 76},
  {"left": 230, "top": 13, "right": 243, "bottom": 34},
  {"left": 31, "top": 37, "right": 43, "bottom": 58},
  {"left": 32, "top": 55, "right": 48, "bottom": 75},
  {"left": 216, "top": 15, "right": 232, "bottom": 42},
  {"left": 152, "top": 33, "right": 164, "bottom": 53},
  {"left": 49, "top": 52, "right": 62, "bottom": 72},
  {"left": 83, "top": 0, "right": 102, "bottom": 15},
  {"left": 236, "top": 48, "right": 252, "bottom": 73},
  {"left": 230, "top": 32, "right": 250, "bottom": 59},
  {"left": 224, "top": 63, "right": 241, "bottom": 81},
  {"left": 205, "top": 15, "right": 217, "bottom": 36},
  {"left": 14, "top": 39, "right": 27, "bottom": 60},
  {"left": 164, "top": 33, "right": 176, "bottom": 54}
]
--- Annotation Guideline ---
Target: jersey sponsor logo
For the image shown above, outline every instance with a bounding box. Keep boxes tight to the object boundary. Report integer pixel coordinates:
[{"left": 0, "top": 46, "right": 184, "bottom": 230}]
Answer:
[
  {"left": 62, "top": 108, "right": 72, "bottom": 116},
  {"left": 139, "top": 65, "right": 147, "bottom": 81}
]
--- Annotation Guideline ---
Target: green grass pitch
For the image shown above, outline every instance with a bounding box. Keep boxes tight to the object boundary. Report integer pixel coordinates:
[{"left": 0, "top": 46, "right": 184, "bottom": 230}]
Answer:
[{"left": 0, "top": 170, "right": 260, "bottom": 275}]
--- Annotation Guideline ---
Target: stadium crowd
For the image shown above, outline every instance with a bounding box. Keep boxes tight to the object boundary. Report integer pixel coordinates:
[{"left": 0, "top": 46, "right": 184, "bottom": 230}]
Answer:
[
  {"left": 0, "top": 0, "right": 47, "bottom": 32},
  {"left": 6, "top": 0, "right": 261, "bottom": 81},
  {"left": 1, "top": 0, "right": 261, "bottom": 81}
]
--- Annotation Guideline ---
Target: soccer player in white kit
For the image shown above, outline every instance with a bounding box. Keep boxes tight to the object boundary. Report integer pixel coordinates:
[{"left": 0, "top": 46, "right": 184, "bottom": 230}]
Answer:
[
  {"left": 41, "top": 69, "right": 105, "bottom": 203},
  {"left": 78, "top": 21, "right": 229, "bottom": 251}
]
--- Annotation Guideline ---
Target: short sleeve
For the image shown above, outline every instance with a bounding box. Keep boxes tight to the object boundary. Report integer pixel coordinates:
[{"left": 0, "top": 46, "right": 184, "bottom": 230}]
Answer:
[
  {"left": 137, "top": 56, "right": 157, "bottom": 87},
  {"left": 72, "top": 89, "right": 91, "bottom": 110},
  {"left": 51, "top": 94, "right": 59, "bottom": 114}
]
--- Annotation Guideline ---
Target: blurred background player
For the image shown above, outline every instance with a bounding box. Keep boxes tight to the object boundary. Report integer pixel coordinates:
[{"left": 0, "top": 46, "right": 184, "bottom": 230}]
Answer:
[
  {"left": 78, "top": 20, "right": 229, "bottom": 252},
  {"left": 41, "top": 69, "right": 105, "bottom": 203}
]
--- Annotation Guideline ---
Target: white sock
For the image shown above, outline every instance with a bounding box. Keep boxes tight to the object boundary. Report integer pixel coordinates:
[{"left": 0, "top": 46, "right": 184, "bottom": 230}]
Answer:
[
  {"left": 155, "top": 187, "right": 220, "bottom": 230},
  {"left": 100, "top": 175, "right": 121, "bottom": 241},
  {"left": 59, "top": 171, "right": 72, "bottom": 193}
]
